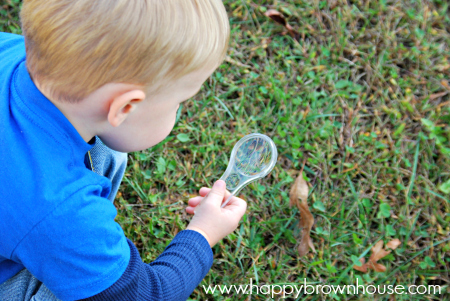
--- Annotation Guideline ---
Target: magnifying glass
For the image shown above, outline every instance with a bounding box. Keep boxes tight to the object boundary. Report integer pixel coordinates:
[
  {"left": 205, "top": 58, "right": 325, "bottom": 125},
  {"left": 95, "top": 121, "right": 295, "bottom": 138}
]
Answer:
[{"left": 219, "top": 133, "right": 278, "bottom": 208}]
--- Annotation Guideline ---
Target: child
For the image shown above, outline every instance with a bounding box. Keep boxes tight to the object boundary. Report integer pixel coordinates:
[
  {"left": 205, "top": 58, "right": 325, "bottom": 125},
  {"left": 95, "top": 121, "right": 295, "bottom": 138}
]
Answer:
[{"left": 0, "top": 0, "right": 247, "bottom": 300}]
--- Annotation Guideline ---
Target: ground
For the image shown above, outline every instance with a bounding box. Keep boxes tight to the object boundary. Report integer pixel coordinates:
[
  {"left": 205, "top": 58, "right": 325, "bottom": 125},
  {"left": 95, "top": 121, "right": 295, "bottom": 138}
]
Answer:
[{"left": 2, "top": 0, "right": 449, "bottom": 300}]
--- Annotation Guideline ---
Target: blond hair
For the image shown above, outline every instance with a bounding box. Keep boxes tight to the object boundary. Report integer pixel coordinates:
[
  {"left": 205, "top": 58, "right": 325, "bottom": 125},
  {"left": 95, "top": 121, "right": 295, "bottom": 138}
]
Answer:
[{"left": 20, "top": 0, "right": 229, "bottom": 103}]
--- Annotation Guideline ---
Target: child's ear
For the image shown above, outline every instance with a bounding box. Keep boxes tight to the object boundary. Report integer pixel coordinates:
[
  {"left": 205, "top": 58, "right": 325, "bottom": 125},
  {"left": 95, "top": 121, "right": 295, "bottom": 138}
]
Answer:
[{"left": 107, "top": 90, "right": 146, "bottom": 127}]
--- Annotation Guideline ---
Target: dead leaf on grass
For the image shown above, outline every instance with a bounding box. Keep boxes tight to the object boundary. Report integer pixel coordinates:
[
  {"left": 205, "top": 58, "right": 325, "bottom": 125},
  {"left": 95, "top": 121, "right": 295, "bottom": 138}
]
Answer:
[
  {"left": 353, "top": 239, "right": 402, "bottom": 273},
  {"left": 386, "top": 238, "right": 401, "bottom": 250},
  {"left": 289, "top": 161, "right": 315, "bottom": 256},
  {"left": 264, "top": 9, "right": 300, "bottom": 41},
  {"left": 353, "top": 258, "right": 368, "bottom": 273}
]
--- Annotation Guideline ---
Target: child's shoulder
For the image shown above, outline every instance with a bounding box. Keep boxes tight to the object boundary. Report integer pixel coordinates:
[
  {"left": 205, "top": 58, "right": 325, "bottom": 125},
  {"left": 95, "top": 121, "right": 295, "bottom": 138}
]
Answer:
[
  {"left": 0, "top": 32, "right": 24, "bottom": 54},
  {"left": 0, "top": 31, "right": 22, "bottom": 42},
  {"left": 0, "top": 32, "right": 26, "bottom": 77}
]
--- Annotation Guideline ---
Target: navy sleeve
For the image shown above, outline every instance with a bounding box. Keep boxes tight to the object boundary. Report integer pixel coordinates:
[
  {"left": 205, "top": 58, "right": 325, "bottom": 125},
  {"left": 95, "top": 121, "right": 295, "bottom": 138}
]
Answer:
[{"left": 79, "top": 230, "right": 213, "bottom": 301}]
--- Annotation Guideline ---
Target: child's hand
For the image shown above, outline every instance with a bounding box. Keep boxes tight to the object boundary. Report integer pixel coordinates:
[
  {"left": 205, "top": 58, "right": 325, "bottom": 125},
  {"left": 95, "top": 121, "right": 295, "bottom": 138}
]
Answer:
[{"left": 186, "top": 180, "right": 247, "bottom": 247}]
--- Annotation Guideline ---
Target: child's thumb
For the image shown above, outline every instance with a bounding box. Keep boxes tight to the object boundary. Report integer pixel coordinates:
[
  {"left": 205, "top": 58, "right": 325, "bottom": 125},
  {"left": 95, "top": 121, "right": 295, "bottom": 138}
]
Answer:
[{"left": 206, "top": 180, "right": 226, "bottom": 207}]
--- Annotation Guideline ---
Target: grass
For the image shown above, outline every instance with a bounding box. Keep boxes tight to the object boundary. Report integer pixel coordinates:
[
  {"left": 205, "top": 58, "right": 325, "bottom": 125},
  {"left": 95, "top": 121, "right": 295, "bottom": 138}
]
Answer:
[{"left": 2, "top": 0, "right": 450, "bottom": 300}]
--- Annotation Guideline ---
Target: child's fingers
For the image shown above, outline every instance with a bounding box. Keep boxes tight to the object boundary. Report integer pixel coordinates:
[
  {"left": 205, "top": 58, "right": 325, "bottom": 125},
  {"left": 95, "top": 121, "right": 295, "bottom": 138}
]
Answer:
[
  {"left": 188, "top": 196, "right": 203, "bottom": 206},
  {"left": 188, "top": 189, "right": 229, "bottom": 208},
  {"left": 206, "top": 180, "right": 227, "bottom": 207},
  {"left": 199, "top": 186, "right": 233, "bottom": 201},
  {"left": 199, "top": 187, "right": 210, "bottom": 197},
  {"left": 223, "top": 196, "right": 247, "bottom": 216},
  {"left": 185, "top": 206, "right": 195, "bottom": 214}
]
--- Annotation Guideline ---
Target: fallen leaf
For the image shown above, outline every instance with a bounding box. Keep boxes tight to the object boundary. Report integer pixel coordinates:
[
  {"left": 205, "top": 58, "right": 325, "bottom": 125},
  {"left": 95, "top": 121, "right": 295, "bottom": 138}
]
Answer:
[
  {"left": 289, "top": 171, "right": 308, "bottom": 208},
  {"left": 264, "top": 9, "right": 288, "bottom": 26},
  {"left": 264, "top": 9, "right": 300, "bottom": 41},
  {"left": 386, "top": 238, "right": 401, "bottom": 250},
  {"left": 289, "top": 162, "right": 315, "bottom": 256},
  {"left": 369, "top": 261, "right": 387, "bottom": 272},
  {"left": 369, "top": 240, "right": 391, "bottom": 262},
  {"left": 366, "top": 240, "right": 390, "bottom": 272},
  {"left": 296, "top": 202, "right": 315, "bottom": 256},
  {"left": 353, "top": 239, "right": 402, "bottom": 273},
  {"left": 308, "top": 236, "right": 316, "bottom": 253},
  {"left": 353, "top": 258, "right": 367, "bottom": 273}
]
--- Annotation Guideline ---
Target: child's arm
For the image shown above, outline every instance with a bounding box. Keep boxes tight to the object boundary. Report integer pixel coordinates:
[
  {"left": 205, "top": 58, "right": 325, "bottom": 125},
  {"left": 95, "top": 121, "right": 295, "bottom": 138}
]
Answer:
[
  {"left": 80, "top": 180, "right": 246, "bottom": 301},
  {"left": 79, "top": 230, "right": 212, "bottom": 301}
]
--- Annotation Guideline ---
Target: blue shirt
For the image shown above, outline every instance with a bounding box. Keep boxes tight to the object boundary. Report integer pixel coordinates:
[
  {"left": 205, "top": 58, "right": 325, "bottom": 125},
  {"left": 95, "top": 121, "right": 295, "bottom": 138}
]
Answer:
[{"left": 0, "top": 32, "right": 213, "bottom": 301}]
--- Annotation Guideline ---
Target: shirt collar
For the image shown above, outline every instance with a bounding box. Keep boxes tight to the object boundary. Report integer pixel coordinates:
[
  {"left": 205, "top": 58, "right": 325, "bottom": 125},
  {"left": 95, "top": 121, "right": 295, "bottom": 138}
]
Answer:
[{"left": 13, "top": 61, "right": 93, "bottom": 155}]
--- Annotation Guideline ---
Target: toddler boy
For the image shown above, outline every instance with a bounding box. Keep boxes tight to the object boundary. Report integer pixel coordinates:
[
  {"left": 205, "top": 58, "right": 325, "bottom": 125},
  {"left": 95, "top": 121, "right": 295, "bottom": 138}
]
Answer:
[{"left": 0, "top": 0, "right": 247, "bottom": 300}]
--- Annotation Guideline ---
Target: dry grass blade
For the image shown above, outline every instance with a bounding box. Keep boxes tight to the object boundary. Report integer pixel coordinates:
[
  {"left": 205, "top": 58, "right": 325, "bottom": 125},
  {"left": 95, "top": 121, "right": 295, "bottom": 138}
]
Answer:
[
  {"left": 428, "top": 91, "right": 448, "bottom": 100},
  {"left": 289, "top": 161, "right": 315, "bottom": 256},
  {"left": 419, "top": 91, "right": 448, "bottom": 101}
]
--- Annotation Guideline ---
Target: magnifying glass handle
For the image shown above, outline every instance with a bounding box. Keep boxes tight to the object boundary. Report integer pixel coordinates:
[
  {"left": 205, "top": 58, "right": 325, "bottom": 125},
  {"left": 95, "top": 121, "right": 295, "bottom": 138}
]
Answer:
[
  {"left": 220, "top": 185, "right": 243, "bottom": 208},
  {"left": 220, "top": 193, "right": 234, "bottom": 208}
]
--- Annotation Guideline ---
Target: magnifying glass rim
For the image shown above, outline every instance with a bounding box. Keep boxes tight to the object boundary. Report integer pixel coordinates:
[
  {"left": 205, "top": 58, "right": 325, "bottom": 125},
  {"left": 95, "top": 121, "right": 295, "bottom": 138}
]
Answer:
[{"left": 229, "top": 133, "right": 278, "bottom": 178}]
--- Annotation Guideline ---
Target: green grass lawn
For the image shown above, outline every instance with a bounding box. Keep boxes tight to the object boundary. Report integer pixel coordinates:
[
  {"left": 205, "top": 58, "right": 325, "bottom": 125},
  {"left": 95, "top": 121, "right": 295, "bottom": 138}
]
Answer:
[{"left": 2, "top": 0, "right": 450, "bottom": 300}]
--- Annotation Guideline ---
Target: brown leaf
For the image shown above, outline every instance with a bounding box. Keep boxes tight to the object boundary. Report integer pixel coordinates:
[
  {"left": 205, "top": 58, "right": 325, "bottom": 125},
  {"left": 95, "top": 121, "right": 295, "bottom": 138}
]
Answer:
[
  {"left": 308, "top": 236, "right": 316, "bottom": 253},
  {"left": 289, "top": 171, "right": 309, "bottom": 207},
  {"left": 386, "top": 238, "right": 401, "bottom": 250},
  {"left": 353, "top": 240, "right": 399, "bottom": 273},
  {"left": 369, "top": 240, "right": 391, "bottom": 263},
  {"left": 297, "top": 231, "right": 311, "bottom": 257},
  {"left": 298, "top": 202, "right": 314, "bottom": 229},
  {"left": 264, "top": 9, "right": 300, "bottom": 41},
  {"left": 369, "top": 262, "right": 387, "bottom": 273},
  {"left": 289, "top": 166, "right": 315, "bottom": 257},
  {"left": 264, "top": 9, "right": 287, "bottom": 26},
  {"left": 353, "top": 258, "right": 367, "bottom": 273}
]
